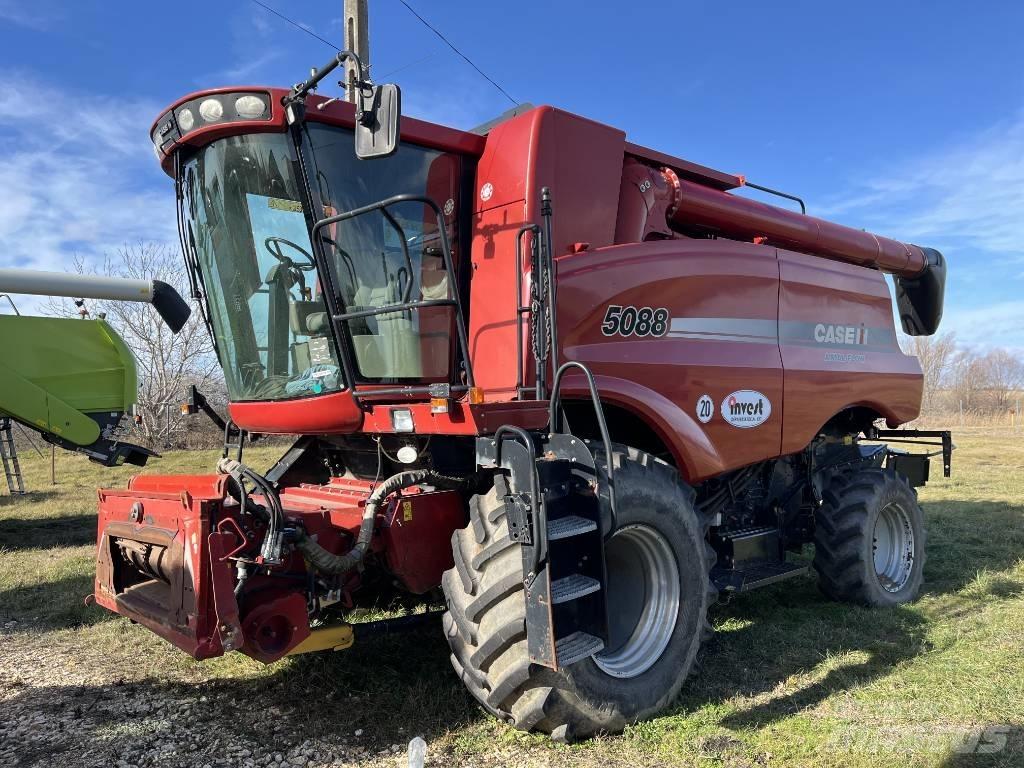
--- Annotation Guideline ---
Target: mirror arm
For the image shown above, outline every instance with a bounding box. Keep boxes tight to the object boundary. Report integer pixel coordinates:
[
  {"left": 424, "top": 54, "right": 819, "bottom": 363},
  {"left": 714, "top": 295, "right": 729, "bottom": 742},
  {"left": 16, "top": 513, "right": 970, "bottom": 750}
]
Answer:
[
  {"left": 284, "top": 50, "right": 370, "bottom": 114},
  {"left": 285, "top": 51, "right": 400, "bottom": 160}
]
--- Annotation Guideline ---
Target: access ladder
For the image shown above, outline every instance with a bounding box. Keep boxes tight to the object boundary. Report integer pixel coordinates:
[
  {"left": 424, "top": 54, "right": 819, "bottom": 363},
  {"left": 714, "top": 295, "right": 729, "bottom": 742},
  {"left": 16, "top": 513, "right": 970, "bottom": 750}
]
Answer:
[{"left": 1, "top": 417, "right": 25, "bottom": 495}]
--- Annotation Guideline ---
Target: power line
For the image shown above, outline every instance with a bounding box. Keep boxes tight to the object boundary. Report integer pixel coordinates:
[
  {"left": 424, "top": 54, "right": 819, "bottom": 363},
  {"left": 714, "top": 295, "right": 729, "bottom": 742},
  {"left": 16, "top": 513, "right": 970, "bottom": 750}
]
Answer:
[
  {"left": 247, "top": 0, "right": 516, "bottom": 105},
  {"left": 247, "top": 0, "right": 423, "bottom": 80},
  {"left": 249, "top": 0, "right": 339, "bottom": 52},
  {"left": 377, "top": 52, "right": 438, "bottom": 80},
  {"left": 395, "top": 0, "right": 517, "bottom": 106}
]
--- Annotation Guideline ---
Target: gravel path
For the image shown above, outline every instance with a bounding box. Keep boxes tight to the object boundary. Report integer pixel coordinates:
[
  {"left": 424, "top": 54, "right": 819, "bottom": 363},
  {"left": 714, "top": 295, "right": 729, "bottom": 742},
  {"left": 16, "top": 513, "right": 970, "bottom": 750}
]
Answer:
[{"left": 0, "top": 626, "right": 469, "bottom": 768}]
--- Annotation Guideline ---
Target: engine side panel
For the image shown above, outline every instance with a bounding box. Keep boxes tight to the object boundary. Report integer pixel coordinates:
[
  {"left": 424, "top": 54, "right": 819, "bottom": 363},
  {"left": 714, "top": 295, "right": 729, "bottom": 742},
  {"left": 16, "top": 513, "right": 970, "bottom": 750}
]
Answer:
[
  {"left": 778, "top": 250, "right": 922, "bottom": 453},
  {"left": 555, "top": 240, "right": 924, "bottom": 481},
  {"left": 555, "top": 239, "right": 784, "bottom": 481}
]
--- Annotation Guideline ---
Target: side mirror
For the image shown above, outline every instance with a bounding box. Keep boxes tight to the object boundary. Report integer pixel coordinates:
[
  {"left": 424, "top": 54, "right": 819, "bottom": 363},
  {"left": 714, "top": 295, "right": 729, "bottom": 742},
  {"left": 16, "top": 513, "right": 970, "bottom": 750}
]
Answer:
[{"left": 355, "top": 83, "right": 401, "bottom": 159}]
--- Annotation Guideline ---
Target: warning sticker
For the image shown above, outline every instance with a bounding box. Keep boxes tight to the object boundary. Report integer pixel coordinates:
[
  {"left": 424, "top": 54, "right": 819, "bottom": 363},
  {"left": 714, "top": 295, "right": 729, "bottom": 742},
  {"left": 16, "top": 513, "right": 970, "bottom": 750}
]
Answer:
[
  {"left": 696, "top": 394, "right": 714, "bottom": 424},
  {"left": 267, "top": 197, "right": 304, "bottom": 213}
]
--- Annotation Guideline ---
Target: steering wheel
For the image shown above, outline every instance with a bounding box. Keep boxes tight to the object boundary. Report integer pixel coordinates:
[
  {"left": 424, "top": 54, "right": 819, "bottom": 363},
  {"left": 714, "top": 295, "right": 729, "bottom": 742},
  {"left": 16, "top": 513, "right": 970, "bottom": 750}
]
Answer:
[{"left": 264, "top": 237, "right": 316, "bottom": 271}]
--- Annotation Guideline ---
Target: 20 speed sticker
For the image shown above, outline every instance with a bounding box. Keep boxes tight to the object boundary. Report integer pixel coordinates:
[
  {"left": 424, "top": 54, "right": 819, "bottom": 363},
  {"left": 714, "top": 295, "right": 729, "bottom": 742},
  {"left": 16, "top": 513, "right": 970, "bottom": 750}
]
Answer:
[
  {"left": 601, "top": 305, "right": 669, "bottom": 337},
  {"left": 696, "top": 394, "right": 714, "bottom": 424},
  {"left": 721, "top": 390, "right": 771, "bottom": 428}
]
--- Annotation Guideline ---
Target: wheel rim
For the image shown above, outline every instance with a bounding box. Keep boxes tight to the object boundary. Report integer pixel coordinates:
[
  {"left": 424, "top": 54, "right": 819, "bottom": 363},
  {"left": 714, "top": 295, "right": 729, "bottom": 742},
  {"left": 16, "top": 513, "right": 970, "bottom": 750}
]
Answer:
[
  {"left": 872, "top": 501, "right": 915, "bottom": 592},
  {"left": 593, "top": 524, "right": 680, "bottom": 678}
]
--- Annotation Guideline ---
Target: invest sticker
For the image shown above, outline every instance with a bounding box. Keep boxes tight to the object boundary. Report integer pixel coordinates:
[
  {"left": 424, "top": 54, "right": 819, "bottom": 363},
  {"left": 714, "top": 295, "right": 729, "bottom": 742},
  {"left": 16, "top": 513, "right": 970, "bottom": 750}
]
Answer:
[{"left": 721, "top": 390, "right": 771, "bottom": 428}]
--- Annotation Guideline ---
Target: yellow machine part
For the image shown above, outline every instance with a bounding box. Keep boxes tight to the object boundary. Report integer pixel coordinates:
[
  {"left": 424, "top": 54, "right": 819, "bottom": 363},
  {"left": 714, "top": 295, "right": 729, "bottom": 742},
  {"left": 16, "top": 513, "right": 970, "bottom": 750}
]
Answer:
[
  {"left": 285, "top": 624, "right": 355, "bottom": 656},
  {"left": 0, "top": 315, "right": 137, "bottom": 446}
]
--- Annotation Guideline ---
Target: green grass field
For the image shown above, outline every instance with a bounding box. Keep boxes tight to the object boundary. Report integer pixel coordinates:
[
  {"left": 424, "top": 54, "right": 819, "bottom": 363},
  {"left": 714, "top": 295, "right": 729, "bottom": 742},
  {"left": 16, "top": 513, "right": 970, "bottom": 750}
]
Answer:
[{"left": 1, "top": 432, "right": 1022, "bottom": 767}]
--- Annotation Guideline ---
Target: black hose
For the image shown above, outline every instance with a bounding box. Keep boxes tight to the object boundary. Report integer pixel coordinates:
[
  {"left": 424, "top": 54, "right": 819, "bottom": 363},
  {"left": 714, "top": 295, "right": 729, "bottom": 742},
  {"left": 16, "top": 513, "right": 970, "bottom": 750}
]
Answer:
[
  {"left": 218, "top": 458, "right": 286, "bottom": 563},
  {"left": 292, "top": 469, "right": 464, "bottom": 576}
]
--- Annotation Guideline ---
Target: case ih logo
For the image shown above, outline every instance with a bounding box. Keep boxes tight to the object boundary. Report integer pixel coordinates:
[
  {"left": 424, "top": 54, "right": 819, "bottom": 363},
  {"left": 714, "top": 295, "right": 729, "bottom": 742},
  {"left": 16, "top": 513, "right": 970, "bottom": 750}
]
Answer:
[
  {"left": 814, "top": 323, "right": 868, "bottom": 345},
  {"left": 721, "top": 390, "right": 771, "bottom": 428}
]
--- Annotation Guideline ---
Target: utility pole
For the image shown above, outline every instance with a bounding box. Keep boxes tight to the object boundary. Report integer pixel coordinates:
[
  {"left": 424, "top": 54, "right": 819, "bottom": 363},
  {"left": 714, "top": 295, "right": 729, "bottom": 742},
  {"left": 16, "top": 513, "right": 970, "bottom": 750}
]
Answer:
[{"left": 343, "top": 0, "right": 370, "bottom": 102}]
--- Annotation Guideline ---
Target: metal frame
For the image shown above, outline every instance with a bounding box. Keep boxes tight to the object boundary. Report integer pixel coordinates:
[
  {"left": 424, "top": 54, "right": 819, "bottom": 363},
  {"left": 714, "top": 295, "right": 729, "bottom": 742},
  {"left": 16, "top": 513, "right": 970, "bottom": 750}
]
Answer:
[
  {"left": 309, "top": 193, "right": 476, "bottom": 397},
  {"left": 870, "top": 428, "right": 954, "bottom": 477}
]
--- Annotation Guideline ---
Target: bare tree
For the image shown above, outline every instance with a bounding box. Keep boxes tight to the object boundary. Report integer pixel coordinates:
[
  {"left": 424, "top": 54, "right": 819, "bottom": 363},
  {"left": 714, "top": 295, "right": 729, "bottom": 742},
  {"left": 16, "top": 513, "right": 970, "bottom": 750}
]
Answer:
[
  {"left": 948, "top": 348, "right": 989, "bottom": 413},
  {"left": 979, "top": 348, "right": 1024, "bottom": 411},
  {"left": 46, "top": 243, "right": 223, "bottom": 446},
  {"left": 901, "top": 332, "right": 957, "bottom": 413}
]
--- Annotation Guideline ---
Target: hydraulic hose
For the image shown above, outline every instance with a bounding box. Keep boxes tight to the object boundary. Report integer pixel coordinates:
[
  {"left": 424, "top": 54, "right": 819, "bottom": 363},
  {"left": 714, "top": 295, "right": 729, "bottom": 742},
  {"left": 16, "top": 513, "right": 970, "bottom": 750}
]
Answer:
[
  {"left": 293, "top": 469, "right": 464, "bottom": 576},
  {"left": 217, "top": 457, "right": 286, "bottom": 564}
]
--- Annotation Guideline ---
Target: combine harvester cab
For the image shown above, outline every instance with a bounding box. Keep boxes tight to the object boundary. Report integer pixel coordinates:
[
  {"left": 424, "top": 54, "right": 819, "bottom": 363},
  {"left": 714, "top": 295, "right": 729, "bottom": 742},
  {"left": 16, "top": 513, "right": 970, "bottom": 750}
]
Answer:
[
  {"left": 0, "top": 269, "right": 191, "bottom": 467},
  {"left": 91, "top": 47, "right": 954, "bottom": 741}
]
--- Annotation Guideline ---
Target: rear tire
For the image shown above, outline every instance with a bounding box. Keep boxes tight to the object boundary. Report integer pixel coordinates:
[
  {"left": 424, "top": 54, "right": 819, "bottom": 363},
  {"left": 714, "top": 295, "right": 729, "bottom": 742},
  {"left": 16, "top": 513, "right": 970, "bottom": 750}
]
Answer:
[
  {"left": 813, "top": 467, "right": 926, "bottom": 606},
  {"left": 441, "top": 446, "right": 716, "bottom": 741}
]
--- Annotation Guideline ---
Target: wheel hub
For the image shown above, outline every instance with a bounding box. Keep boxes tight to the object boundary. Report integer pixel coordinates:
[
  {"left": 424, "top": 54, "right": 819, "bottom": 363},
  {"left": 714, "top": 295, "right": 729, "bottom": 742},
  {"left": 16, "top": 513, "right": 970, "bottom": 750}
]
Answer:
[
  {"left": 593, "top": 524, "right": 680, "bottom": 678},
  {"left": 872, "top": 501, "right": 915, "bottom": 592}
]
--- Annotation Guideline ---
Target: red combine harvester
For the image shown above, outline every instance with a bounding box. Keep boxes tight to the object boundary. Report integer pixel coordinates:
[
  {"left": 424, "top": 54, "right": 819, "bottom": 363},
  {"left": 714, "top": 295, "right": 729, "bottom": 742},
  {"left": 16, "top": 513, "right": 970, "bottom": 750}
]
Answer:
[{"left": 94, "top": 52, "right": 952, "bottom": 740}]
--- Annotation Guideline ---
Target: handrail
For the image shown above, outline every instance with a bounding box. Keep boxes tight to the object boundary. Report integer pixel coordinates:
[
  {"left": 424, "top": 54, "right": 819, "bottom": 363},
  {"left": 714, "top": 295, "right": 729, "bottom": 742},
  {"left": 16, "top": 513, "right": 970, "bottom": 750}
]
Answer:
[
  {"left": 514, "top": 224, "right": 539, "bottom": 395},
  {"left": 332, "top": 298, "right": 456, "bottom": 323},
  {"left": 743, "top": 180, "right": 807, "bottom": 215},
  {"left": 0, "top": 294, "right": 19, "bottom": 315},
  {"left": 548, "top": 361, "right": 617, "bottom": 532},
  {"left": 312, "top": 193, "right": 475, "bottom": 388}
]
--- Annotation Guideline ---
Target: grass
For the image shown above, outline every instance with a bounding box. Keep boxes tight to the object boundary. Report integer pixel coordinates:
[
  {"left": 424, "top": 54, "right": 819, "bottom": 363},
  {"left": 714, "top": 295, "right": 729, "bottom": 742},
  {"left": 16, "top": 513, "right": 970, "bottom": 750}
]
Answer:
[{"left": 1, "top": 432, "right": 1023, "bottom": 767}]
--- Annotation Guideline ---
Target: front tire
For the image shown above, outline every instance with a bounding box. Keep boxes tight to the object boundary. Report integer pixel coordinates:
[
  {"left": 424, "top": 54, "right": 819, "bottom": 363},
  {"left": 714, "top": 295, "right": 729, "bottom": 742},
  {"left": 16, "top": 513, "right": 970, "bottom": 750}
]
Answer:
[
  {"left": 441, "top": 446, "right": 715, "bottom": 741},
  {"left": 813, "top": 467, "right": 926, "bottom": 606}
]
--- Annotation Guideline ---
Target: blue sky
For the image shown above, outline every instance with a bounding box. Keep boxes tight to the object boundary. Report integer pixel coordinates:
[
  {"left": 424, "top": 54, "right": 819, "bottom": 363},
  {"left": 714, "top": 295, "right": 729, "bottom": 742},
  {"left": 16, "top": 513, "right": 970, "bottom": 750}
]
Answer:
[{"left": 1, "top": 0, "right": 1022, "bottom": 349}]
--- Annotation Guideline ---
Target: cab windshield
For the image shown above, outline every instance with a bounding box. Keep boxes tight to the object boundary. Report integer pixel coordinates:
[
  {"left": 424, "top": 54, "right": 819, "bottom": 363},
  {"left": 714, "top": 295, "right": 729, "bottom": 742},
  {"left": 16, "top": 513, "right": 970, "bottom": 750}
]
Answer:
[{"left": 181, "top": 126, "right": 462, "bottom": 401}]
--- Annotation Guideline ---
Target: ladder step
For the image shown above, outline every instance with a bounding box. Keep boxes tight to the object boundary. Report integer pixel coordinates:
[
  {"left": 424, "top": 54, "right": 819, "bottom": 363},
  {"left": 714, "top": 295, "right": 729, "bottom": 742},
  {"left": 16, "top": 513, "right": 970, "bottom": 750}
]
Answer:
[
  {"left": 711, "top": 561, "right": 808, "bottom": 593},
  {"left": 555, "top": 631, "right": 604, "bottom": 666},
  {"left": 1, "top": 419, "right": 25, "bottom": 495},
  {"left": 550, "top": 574, "right": 601, "bottom": 604},
  {"left": 547, "top": 515, "right": 597, "bottom": 541}
]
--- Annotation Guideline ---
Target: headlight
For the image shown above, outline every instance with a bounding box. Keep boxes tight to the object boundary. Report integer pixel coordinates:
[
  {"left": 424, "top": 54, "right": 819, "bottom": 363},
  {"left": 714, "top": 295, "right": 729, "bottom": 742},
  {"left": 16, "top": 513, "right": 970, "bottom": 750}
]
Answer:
[
  {"left": 235, "top": 95, "right": 267, "bottom": 119},
  {"left": 151, "top": 91, "right": 273, "bottom": 159},
  {"left": 199, "top": 98, "right": 224, "bottom": 122},
  {"left": 390, "top": 408, "right": 414, "bottom": 433},
  {"left": 177, "top": 108, "right": 195, "bottom": 132}
]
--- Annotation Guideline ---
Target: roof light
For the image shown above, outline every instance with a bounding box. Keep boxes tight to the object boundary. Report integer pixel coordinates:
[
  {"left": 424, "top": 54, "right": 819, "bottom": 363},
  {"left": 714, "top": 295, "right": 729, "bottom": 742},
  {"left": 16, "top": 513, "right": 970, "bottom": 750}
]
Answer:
[
  {"left": 235, "top": 95, "right": 267, "bottom": 119},
  {"left": 177, "top": 108, "right": 195, "bottom": 132},
  {"left": 199, "top": 98, "right": 224, "bottom": 122}
]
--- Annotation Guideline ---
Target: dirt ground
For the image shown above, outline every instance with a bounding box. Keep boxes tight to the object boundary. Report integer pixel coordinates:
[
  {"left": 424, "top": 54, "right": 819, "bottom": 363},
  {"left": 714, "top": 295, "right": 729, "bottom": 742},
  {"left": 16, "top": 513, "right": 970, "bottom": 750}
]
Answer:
[{"left": 1, "top": 432, "right": 1023, "bottom": 767}]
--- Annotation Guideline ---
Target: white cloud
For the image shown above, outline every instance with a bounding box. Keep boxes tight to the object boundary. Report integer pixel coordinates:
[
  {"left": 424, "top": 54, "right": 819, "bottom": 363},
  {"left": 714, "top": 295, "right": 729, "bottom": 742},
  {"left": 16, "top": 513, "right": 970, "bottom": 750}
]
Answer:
[
  {"left": 819, "top": 111, "right": 1024, "bottom": 350},
  {"left": 0, "top": 1, "right": 60, "bottom": 30},
  {"left": 0, "top": 74, "right": 176, "bottom": 288},
  {"left": 197, "top": 50, "right": 285, "bottom": 85},
  {"left": 194, "top": 10, "right": 288, "bottom": 85},
  {"left": 942, "top": 301, "right": 1024, "bottom": 356},
  {"left": 817, "top": 112, "right": 1024, "bottom": 260}
]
